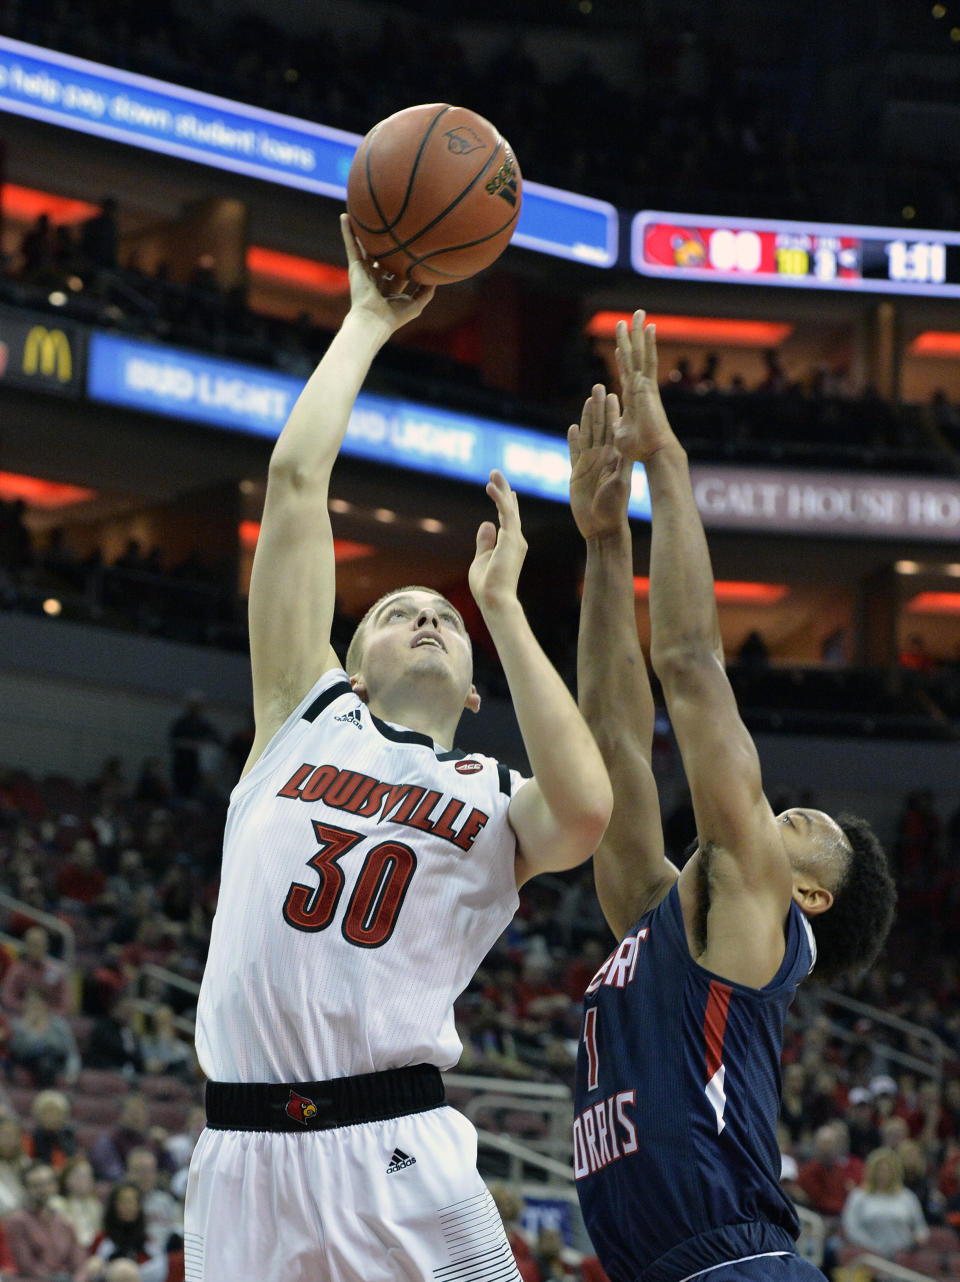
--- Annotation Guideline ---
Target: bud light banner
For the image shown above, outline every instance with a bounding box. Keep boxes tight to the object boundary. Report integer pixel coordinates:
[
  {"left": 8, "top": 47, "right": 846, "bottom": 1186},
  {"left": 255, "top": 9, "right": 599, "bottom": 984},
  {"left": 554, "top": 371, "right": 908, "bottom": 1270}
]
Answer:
[{"left": 86, "top": 331, "right": 652, "bottom": 518}]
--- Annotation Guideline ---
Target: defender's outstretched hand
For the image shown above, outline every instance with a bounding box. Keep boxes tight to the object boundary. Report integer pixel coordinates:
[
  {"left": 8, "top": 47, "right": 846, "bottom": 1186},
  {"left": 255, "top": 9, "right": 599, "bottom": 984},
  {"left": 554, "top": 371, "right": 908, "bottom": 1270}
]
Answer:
[
  {"left": 613, "top": 310, "right": 676, "bottom": 464},
  {"left": 568, "top": 383, "right": 632, "bottom": 541},
  {"left": 340, "top": 213, "right": 435, "bottom": 333},
  {"left": 469, "top": 470, "right": 527, "bottom": 613}
]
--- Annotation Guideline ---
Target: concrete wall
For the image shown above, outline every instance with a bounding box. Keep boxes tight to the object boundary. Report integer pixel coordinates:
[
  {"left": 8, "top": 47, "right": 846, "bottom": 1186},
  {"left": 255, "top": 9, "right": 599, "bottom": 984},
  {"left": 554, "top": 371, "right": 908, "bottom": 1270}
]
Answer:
[{"left": 0, "top": 613, "right": 252, "bottom": 782}]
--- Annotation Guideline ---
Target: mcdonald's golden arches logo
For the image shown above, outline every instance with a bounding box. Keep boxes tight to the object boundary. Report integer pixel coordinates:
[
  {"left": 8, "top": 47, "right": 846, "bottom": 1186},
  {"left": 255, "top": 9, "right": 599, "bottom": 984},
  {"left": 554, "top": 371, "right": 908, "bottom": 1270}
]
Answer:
[{"left": 22, "top": 326, "right": 72, "bottom": 382}]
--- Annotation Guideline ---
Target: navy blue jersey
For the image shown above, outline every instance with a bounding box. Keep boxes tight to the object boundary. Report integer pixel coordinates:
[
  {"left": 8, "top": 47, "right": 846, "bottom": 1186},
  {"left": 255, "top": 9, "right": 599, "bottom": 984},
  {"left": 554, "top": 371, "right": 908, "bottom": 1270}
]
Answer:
[{"left": 573, "top": 883, "right": 815, "bottom": 1282}]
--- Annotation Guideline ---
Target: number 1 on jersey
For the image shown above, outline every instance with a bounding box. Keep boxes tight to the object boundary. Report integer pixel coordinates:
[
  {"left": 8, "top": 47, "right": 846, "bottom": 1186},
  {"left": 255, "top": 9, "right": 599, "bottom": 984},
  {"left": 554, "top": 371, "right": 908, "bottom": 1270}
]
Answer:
[{"left": 582, "top": 1006, "right": 600, "bottom": 1091}]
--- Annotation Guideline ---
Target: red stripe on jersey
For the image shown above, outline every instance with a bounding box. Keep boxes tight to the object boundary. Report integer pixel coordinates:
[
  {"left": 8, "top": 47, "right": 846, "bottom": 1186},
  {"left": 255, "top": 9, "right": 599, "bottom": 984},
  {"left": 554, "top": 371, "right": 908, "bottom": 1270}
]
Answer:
[{"left": 703, "top": 980, "right": 732, "bottom": 1080}]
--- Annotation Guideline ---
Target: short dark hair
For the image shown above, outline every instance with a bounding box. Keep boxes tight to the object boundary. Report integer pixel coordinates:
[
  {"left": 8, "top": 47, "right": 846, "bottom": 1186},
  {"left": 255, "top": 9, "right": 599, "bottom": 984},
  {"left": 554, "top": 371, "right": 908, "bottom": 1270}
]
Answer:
[{"left": 808, "top": 812, "right": 896, "bottom": 984}]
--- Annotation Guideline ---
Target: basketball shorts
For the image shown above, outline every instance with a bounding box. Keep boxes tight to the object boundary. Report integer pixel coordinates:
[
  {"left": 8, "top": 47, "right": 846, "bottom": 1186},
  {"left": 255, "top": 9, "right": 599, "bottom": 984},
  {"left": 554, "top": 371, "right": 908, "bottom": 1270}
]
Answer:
[
  {"left": 184, "top": 1101, "right": 522, "bottom": 1282},
  {"left": 683, "top": 1252, "right": 826, "bottom": 1282}
]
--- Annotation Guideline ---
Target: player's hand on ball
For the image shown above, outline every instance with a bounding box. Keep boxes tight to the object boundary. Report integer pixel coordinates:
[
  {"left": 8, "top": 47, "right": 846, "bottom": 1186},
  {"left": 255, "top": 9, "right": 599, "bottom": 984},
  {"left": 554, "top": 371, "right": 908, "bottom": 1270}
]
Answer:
[
  {"left": 340, "top": 213, "right": 435, "bottom": 331},
  {"left": 568, "top": 383, "right": 631, "bottom": 540},
  {"left": 613, "top": 310, "right": 676, "bottom": 463},
  {"left": 469, "top": 470, "right": 527, "bottom": 613}
]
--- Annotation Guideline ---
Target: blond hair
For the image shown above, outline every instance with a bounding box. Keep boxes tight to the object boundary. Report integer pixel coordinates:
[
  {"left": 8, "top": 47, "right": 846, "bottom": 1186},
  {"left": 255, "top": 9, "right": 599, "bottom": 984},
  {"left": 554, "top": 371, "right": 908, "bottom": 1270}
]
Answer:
[{"left": 863, "top": 1146, "right": 904, "bottom": 1194}]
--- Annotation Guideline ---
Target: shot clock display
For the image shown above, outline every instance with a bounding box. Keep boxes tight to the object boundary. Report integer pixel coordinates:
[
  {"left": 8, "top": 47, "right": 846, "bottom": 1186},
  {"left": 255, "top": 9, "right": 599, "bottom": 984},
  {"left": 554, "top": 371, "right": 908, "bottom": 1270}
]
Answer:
[{"left": 632, "top": 211, "right": 960, "bottom": 297}]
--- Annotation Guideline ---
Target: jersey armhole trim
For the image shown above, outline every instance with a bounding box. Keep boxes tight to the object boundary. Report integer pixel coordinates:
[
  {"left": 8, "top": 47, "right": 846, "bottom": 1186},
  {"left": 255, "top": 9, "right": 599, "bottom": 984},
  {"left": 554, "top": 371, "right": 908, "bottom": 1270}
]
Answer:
[
  {"left": 303, "top": 681, "right": 353, "bottom": 722},
  {"left": 229, "top": 669, "right": 353, "bottom": 804}
]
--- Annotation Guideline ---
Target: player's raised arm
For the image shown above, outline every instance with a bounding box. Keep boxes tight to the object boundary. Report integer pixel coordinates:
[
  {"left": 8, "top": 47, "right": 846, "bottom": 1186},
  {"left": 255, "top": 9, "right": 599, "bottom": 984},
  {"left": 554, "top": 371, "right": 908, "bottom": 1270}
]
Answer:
[
  {"left": 468, "top": 471, "right": 613, "bottom": 887},
  {"left": 613, "top": 314, "right": 791, "bottom": 928},
  {"left": 244, "top": 217, "right": 434, "bottom": 772},
  {"left": 569, "top": 385, "right": 674, "bottom": 939}
]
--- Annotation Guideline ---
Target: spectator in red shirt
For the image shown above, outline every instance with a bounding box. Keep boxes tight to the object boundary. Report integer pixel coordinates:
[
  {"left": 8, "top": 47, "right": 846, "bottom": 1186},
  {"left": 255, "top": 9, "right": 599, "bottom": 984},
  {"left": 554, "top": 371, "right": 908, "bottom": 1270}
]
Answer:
[
  {"left": 0, "top": 926, "right": 72, "bottom": 1016},
  {"left": 797, "top": 1123, "right": 864, "bottom": 1217},
  {"left": 56, "top": 836, "right": 107, "bottom": 908},
  {"left": 4, "top": 1161, "right": 85, "bottom": 1279}
]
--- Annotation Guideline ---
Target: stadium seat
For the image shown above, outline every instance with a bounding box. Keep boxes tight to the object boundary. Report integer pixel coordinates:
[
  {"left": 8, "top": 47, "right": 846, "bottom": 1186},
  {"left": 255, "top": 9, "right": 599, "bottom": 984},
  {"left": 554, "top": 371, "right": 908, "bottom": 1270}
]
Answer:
[
  {"left": 74, "top": 1122, "right": 105, "bottom": 1154},
  {"left": 926, "top": 1227, "right": 960, "bottom": 1251},
  {"left": 75, "top": 1068, "right": 130, "bottom": 1096},
  {"left": 149, "top": 1100, "right": 192, "bottom": 1132},
  {"left": 71, "top": 1094, "right": 126, "bottom": 1125},
  {"left": 895, "top": 1248, "right": 960, "bottom": 1280},
  {"left": 139, "top": 1074, "right": 196, "bottom": 1102}
]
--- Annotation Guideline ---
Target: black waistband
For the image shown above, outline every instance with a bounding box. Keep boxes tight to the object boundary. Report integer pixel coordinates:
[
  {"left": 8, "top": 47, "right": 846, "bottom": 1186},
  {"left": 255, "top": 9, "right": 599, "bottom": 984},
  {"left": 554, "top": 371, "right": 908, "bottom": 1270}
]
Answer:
[{"left": 204, "top": 1064, "right": 445, "bottom": 1133}]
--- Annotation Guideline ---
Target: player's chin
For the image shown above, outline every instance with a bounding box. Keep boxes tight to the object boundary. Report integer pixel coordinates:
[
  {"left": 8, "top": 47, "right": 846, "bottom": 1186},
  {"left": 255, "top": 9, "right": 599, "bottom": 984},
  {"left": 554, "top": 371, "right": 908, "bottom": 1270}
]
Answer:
[{"left": 408, "top": 650, "right": 452, "bottom": 676}]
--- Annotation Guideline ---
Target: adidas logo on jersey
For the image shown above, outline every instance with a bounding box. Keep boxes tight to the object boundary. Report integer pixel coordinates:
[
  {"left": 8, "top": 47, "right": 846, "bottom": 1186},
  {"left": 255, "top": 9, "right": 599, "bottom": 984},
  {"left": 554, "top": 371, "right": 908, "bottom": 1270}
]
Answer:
[
  {"left": 334, "top": 707, "right": 363, "bottom": 729},
  {"left": 386, "top": 1147, "right": 416, "bottom": 1174}
]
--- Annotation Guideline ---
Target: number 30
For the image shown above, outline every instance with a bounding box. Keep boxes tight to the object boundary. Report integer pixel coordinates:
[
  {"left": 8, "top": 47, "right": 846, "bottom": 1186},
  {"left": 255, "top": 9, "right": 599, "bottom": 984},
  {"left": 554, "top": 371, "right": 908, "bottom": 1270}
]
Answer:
[{"left": 282, "top": 820, "right": 417, "bottom": 948}]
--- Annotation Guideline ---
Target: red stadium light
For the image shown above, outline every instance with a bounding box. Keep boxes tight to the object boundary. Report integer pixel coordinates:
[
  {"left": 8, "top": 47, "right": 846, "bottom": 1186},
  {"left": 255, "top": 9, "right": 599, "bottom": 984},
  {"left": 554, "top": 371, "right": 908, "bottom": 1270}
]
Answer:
[
  {"left": 238, "top": 521, "right": 373, "bottom": 562},
  {"left": 907, "top": 591, "right": 960, "bottom": 614},
  {"left": 1, "top": 184, "right": 100, "bottom": 225},
  {"left": 246, "top": 246, "right": 350, "bottom": 296},
  {"left": 907, "top": 330, "right": 960, "bottom": 357},
  {"left": 0, "top": 471, "right": 96, "bottom": 508},
  {"left": 633, "top": 576, "right": 789, "bottom": 604},
  {"left": 586, "top": 312, "right": 794, "bottom": 348}
]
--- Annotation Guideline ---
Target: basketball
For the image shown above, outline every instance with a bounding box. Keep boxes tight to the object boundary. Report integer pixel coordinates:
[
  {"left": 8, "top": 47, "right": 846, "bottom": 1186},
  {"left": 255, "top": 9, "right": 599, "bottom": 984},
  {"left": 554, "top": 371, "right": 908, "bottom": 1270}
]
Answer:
[{"left": 346, "top": 103, "right": 522, "bottom": 292}]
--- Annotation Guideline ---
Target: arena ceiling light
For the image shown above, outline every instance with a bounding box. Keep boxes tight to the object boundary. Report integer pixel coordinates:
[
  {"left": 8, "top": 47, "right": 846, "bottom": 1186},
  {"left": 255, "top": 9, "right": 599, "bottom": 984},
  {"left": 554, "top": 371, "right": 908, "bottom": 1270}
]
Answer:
[
  {"left": 586, "top": 312, "right": 794, "bottom": 347},
  {"left": 907, "top": 330, "right": 960, "bottom": 357},
  {"left": 0, "top": 183, "right": 100, "bottom": 225},
  {"left": 246, "top": 246, "right": 349, "bottom": 296},
  {"left": 906, "top": 591, "right": 960, "bottom": 614},
  {"left": 0, "top": 471, "right": 96, "bottom": 508},
  {"left": 633, "top": 577, "right": 789, "bottom": 604},
  {"left": 239, "top": 522, "right": 373, "bottom": 562}
]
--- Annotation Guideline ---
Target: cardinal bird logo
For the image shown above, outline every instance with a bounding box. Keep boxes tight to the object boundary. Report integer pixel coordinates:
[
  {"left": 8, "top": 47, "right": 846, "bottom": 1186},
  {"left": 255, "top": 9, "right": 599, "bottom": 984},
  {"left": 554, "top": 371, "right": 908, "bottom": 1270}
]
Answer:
[
  {"left": 285, "top": 1090, "right": 319, "bottom": 1125},
  {"left": 671, "top": 231, "right": 708, "bottom": 268}
]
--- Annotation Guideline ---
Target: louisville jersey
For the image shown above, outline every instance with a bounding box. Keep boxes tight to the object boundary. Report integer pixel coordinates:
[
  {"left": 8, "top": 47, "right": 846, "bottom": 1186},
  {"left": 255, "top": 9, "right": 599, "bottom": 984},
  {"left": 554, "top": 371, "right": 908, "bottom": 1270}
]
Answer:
[
  {"left": 195, "top": 668, "right": 524, "bottom": 1083},
  {"left": 573, "top": 883, "right": 816, "bottom": 1282}
]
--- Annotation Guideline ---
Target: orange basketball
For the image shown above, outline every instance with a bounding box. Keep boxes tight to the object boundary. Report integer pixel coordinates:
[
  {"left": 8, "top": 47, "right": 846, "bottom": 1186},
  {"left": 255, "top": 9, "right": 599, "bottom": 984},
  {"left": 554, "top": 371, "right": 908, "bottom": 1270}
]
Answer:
[{"left": 346, "top": 103, "right": 522, "bottom": 292}]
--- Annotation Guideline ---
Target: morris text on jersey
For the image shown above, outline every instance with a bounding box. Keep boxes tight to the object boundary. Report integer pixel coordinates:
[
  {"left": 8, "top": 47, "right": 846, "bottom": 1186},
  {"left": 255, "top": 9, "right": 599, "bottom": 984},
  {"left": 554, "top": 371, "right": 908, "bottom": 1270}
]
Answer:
[
  {"left": 277, "top": 762, "right": 490, "bottom": 852},
  {"left": 573, "top": 1090, "right": 638, "bottom": 1179}
]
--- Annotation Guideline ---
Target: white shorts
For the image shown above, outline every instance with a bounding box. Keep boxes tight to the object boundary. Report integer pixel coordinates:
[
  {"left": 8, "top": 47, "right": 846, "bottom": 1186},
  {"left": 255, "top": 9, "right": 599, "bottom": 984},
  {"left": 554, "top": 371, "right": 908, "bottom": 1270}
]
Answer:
[{"left": 184, "top": 1104, "right": 521, "bottom": 1282}]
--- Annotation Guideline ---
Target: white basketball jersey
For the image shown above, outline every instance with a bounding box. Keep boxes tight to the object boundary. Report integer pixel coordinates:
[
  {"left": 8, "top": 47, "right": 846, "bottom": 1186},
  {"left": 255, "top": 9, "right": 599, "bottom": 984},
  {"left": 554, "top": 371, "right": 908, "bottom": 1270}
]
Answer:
[{"left": 195, "top": 668, "right": 523, "bottom": 1083}]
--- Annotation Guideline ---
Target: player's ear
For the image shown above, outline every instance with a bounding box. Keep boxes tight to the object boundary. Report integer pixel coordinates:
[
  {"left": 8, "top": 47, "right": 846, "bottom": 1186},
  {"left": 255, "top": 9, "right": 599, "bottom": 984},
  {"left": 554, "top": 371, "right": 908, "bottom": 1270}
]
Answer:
[
  {"left": 791, "top": 879, "right": 833, "bottom": 917},
  {"left": 350, "top": 674, "right": 370, "bottom": 705},
  {"left": 464, "top": 684, "right": 481, "bottom": 714}
]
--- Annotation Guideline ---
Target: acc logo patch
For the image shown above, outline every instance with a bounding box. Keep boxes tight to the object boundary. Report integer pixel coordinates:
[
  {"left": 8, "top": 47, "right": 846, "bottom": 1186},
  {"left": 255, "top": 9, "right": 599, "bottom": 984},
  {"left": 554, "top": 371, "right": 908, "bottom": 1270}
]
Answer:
[
  {"left": 285, "top": 1090, "right": 318, "bottom": 1125},
  {"left": 445, "top": 127, "right": 485, "bottom": 155},
  {"left": 455, "top": 760, "right": 483, "bottom": 775}
]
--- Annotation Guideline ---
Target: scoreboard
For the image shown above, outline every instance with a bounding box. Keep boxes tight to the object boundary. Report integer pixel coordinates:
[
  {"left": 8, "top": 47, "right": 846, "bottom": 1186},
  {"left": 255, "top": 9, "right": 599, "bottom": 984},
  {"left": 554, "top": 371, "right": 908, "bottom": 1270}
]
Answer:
[{"left": 632, "top": 211, "right": 960, "bottom": 297}]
